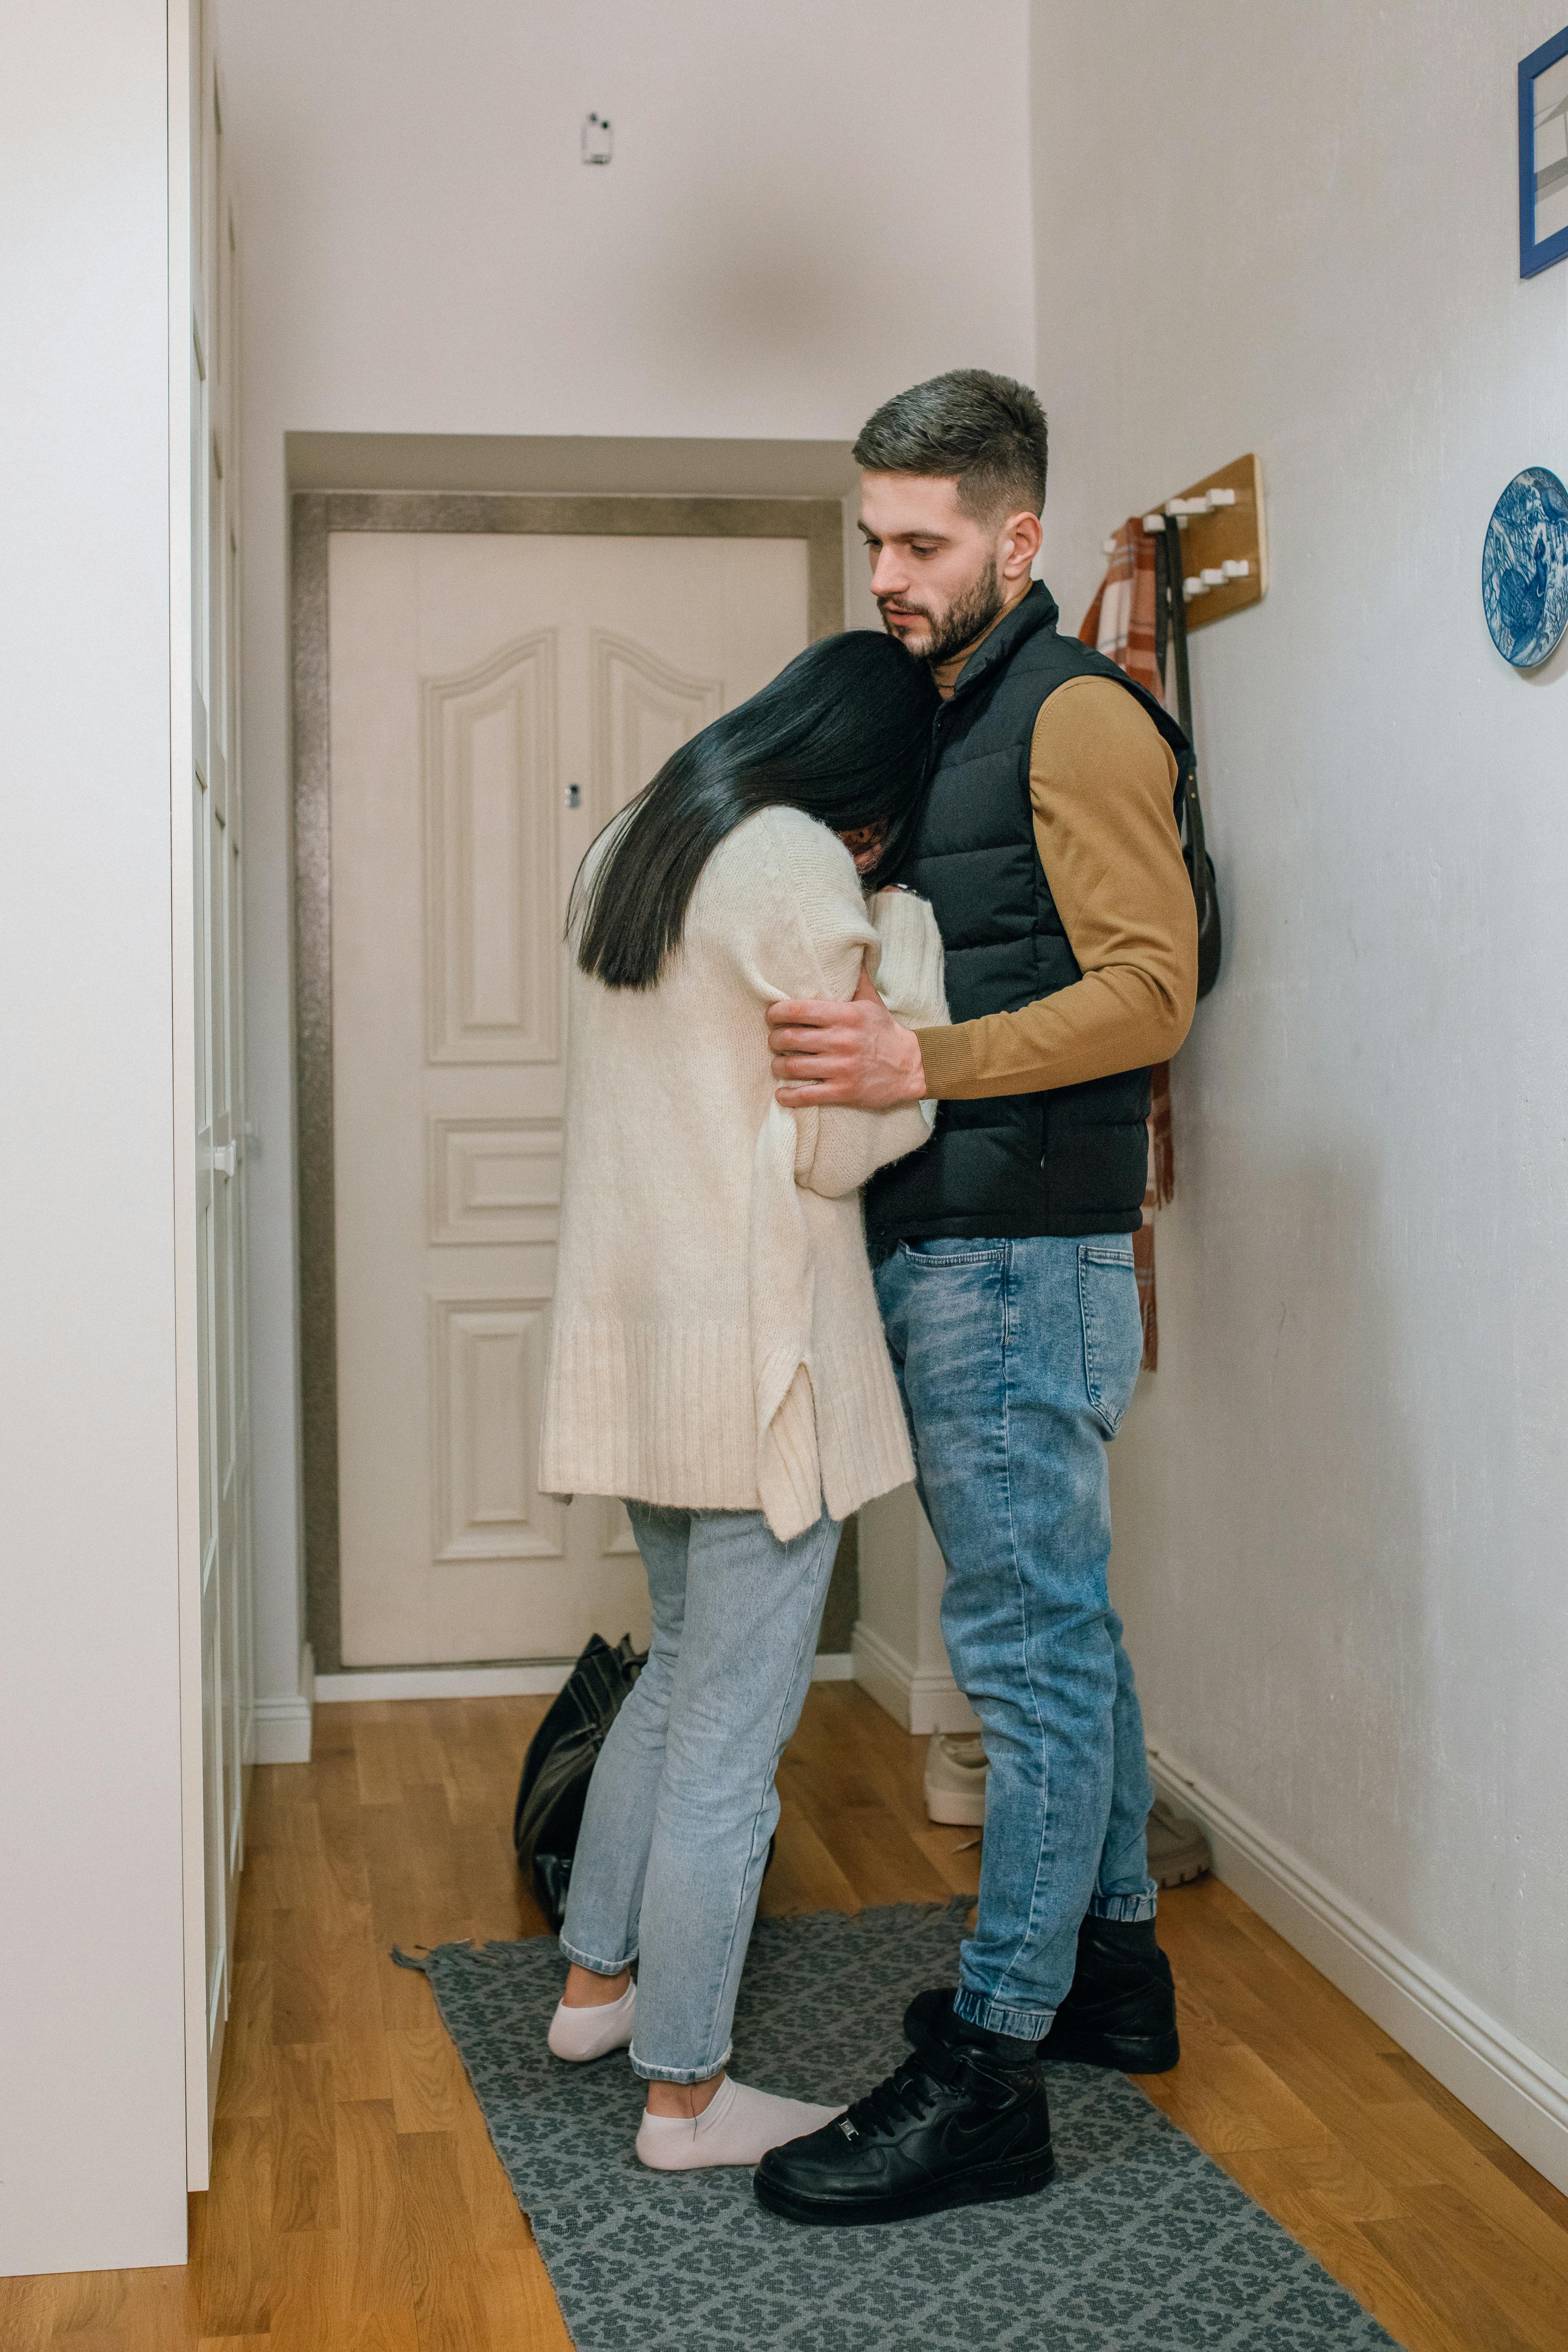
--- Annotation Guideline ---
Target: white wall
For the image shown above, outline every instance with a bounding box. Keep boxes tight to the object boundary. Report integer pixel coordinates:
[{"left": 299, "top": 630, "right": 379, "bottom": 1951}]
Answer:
[
  {"left": 1034, "top": 0, "right": 1568, "bottom": 2173},
  {"left": 0, "top": 2, "right": 189, "bottom": 2273},
  {"left": 213, "top": 0, "right": 1035, "bottom": 1739}
]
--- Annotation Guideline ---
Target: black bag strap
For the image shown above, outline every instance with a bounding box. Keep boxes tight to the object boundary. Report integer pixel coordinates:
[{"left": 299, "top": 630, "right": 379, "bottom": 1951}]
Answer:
[{"left": 1157, "top": 523, "right": 1222, "bottom": 999}]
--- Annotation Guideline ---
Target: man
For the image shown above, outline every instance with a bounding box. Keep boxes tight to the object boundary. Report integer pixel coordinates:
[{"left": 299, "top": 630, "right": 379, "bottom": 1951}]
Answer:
[{"left": 753, "top": 371, "right": 1198, "bottom": 2227}]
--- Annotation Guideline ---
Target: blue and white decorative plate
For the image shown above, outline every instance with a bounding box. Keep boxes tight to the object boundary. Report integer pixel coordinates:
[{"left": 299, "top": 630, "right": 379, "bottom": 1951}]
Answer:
[{"left": 1483, "top": 466, "right": 1568, "bottom": 667}]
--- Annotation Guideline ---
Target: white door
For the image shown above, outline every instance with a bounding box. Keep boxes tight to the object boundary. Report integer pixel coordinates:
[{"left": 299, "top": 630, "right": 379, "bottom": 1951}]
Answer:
[
  {"left": 180, "top": 0, "right": 254, "bottom": 2172},
  {"left": 329, "top": 531, "right": 809, "bottom": 1666}
]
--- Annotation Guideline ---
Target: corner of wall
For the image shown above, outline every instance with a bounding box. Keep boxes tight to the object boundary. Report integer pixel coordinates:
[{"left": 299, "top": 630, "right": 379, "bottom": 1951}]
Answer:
[
  {"left": 253, "top": 1641, "right": 314, "bottom": 1765},
  {"left": 852, "top": 1486, "right": 978, "bottom": 1734}
]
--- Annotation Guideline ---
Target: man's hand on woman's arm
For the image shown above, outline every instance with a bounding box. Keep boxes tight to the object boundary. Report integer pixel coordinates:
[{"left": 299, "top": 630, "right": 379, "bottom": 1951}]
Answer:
[{"left": 768, "top": 966, "right": 928, "bottom": 1110}]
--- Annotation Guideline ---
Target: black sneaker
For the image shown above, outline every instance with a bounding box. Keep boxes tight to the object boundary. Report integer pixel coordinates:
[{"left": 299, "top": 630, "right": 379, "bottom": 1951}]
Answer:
[
  {"left": 753, "top": 2027, "right": 1054, "bottom": 2226},
  {"left": 904, "top": 1917, "right": 1180, "bottom": 2076}
]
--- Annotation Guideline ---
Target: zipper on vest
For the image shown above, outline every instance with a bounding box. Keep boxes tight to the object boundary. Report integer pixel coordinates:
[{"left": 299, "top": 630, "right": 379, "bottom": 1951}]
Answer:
[{"left": 926, "top": 700, "right": 949, "bottom": 779}]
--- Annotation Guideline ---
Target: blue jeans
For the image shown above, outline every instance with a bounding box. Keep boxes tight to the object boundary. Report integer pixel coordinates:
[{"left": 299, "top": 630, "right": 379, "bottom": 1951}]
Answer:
[
  {"left": 875, "top": 1234, "right": 1157, "bottom": 2040},
  {"left": 560, "top": 1501, "right": 840, "bottom": 2082}
]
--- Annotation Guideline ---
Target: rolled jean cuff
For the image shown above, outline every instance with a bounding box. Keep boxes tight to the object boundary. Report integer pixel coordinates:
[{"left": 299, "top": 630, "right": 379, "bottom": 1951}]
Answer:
[
  {"left": 1087, "top": 1889, "right": 1158, "bottom": 1923},
  {"left": 629, "top": 2040, "right": 733, "bottom": 2086},
  {"left": 952, "top": 1985, "right": 1053, "bottom": 2042},
  {"left": 559, "top": 1933, "right": 638, "bottom": 1976}
]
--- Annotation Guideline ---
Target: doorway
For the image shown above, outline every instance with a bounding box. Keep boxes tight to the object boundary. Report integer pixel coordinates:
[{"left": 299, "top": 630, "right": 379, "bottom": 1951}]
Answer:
[{"left": 293, "top": 488, "right": 846, "bottom": 1671}]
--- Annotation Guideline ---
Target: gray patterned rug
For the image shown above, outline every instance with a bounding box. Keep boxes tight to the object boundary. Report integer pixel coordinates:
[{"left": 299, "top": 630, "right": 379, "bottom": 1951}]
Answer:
[{"left": 397, "top": 1900, "right": 1401, "bottom": 2352}]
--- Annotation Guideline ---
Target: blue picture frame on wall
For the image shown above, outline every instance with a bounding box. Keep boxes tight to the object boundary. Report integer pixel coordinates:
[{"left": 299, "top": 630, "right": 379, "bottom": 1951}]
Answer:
[{"left": 1520, "top": 27, "right": 1568, "bottom": 275}]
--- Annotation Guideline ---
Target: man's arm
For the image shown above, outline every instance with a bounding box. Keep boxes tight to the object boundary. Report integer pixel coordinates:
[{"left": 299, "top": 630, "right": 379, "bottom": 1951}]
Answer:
[
  {"left": 917, "top": 678, "right": 1197, "bottom": 1096},
  {"left": 770, "top": 678, "right": 1197, "bottom": 1108}
]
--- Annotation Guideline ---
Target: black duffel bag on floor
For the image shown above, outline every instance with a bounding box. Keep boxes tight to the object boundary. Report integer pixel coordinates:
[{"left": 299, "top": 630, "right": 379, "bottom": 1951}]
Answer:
[{"left": 512, "top": 1633, "right": 646, "bottom": 1932}]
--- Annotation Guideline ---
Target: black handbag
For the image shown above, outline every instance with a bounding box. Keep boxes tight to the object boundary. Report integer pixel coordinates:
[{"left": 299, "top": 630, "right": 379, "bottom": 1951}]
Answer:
[
  {"left": 1154, "top": 527, "right": 1223, "bottom": 998},
  {"left": 513, "top": 1633, "right": 645, "bottom": 1931}
]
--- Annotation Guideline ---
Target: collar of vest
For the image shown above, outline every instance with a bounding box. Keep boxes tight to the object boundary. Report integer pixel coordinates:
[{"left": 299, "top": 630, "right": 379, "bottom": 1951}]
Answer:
[{"left": 947, "top": 579, "right": 1061, "bottom": 703}]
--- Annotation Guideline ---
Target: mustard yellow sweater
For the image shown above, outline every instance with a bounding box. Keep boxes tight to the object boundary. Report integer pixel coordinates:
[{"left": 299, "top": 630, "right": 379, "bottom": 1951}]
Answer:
[{"left": 918, "top": 620, "right": 1196, "bottom": 1098}]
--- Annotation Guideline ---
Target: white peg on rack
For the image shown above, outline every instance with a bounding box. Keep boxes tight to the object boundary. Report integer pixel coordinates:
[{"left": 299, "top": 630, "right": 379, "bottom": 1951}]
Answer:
[
  {"left": 1199, "top": 567, "right": 1226, "bottom": 587},
  {"left": 1222, "top": 558, "right": 1250, "bottom": 579},
  {"left": 1206, "top": 487, "right": 1237, "bottom": 508},
  {"left": 1102, "top": 536, "right": 1118, "bottom": 555},
  {"left": 1183, "top": 575, "right": 1208, "bottom": 598},
  {"left": 1141, "top": 513, "right": 1166, "bottom": 532}
]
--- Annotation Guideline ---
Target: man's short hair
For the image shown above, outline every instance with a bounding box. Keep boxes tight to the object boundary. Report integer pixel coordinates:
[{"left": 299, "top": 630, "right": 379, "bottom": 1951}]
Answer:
[{"left": 853, "top": 369, "right": 1048, "bottom": 520}]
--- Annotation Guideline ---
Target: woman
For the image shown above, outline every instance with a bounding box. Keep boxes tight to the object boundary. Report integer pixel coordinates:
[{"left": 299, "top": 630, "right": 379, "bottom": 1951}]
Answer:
[{"left": 538, "top": 630, "right": 948, "bottom": 2172}]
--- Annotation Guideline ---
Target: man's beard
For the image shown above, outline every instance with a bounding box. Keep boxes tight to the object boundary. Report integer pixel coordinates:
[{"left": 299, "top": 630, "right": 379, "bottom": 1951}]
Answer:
[{"left": 879, "top": 556, "right": 1006, "bottom": 665}]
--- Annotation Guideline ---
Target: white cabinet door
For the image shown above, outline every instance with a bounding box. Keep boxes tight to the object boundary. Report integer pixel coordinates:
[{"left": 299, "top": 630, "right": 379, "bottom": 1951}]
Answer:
[
  {"left": 329, "top": 531, "right": 809, "bottom": 1667},
  {"left": 178, "top": 0, "right": 253, "bottom": 2180}
]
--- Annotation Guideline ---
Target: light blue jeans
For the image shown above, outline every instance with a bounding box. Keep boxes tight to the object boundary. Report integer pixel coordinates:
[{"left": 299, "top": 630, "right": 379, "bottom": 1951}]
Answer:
[
  {"left": 875, "top": 1233, "right": 1158, "bottom": 2041},
  {"left": 560, "top": 1501, "right": 841, "bottom": 2083}
]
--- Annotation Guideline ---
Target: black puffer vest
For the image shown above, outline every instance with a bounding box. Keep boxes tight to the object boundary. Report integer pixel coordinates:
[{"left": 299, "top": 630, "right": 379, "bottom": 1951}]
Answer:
[{"left": 866, "top": 582, "right": 1192, "bottom": 1244}]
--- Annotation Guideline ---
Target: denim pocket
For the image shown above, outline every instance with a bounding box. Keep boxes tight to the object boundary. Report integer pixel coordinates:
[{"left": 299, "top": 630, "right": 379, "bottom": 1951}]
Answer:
[
  {"left": 1077, "top": 1243, "right": 1141, "bottom": 1436},
  {"left": 900, "top": 1239, "right": 1008, "bottom": 1267}
]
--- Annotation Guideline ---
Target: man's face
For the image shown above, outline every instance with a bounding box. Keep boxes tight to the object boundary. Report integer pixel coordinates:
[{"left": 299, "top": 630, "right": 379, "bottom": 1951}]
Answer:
[{"left": 859, "top": 474, "right": 1034, "bottom": 664}]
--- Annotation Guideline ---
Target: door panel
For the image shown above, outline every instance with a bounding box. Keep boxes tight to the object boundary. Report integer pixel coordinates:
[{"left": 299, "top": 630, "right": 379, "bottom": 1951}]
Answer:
[
  {"left": 330, "top": 531, "right": 809, "bottom": 1665},
  {"left": 424, "top": 633, "right": 559, "bottom": 1062}
]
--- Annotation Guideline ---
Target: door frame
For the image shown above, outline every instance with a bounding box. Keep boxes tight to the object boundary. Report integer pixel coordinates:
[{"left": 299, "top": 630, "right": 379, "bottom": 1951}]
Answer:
[{"left": 291, "top": 490, "right": 844, "bottom": 1671}]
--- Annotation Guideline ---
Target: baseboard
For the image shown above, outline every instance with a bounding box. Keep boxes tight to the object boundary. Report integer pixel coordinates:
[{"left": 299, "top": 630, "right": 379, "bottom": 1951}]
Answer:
[
  {"left": 1147, "top": 1737, "right": 1568, "bottom": 2196},
  {"left": 254, "top": 1643, "right": 315, "bottom": 1761},
  {"left": 253, "top": 1692, "right": 314, "bottom": 1763},
  {"left": 313, "top": 1650, "right": 858, "bottom": 1706},
  {"left": 316, "top": 1661, "right": 576, "bottom": 1702},
  {"left": 851, "top": 1620, "right": 978, "bottom": 1734}
]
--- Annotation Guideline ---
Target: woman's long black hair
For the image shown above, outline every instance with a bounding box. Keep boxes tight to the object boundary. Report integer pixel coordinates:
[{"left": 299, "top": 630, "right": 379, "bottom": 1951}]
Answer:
[{"left": 571, "top": 631, "right": 937, "bottom": 990}]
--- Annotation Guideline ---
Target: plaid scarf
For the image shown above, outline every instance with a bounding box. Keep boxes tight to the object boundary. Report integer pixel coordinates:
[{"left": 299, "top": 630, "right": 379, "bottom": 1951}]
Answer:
[{"left": 1080, "top": 519, "right": 1173, "bottom": 1372}]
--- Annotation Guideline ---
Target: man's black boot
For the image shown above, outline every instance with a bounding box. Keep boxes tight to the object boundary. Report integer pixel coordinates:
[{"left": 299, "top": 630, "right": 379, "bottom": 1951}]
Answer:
[
  {"left": 904, "top": 1918, "right": 1180, "bottom": 2076},
  {"left": 753, "top": 2021, "right": 1054, "bottom": 2226}
]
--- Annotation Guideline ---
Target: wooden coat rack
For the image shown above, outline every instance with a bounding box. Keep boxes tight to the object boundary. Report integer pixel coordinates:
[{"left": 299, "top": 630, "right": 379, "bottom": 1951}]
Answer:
[{"left": 1106, "top": 453, "right": 1267, "bottom": 631}]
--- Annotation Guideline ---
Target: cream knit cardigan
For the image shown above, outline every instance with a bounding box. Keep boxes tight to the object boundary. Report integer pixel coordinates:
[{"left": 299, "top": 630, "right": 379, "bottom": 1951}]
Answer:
[{"left": 539, "top": 806, "right": 949, "bottom": 1540}]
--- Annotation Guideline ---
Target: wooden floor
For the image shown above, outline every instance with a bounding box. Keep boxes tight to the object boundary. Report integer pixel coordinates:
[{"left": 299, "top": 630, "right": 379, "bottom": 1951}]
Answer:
[{"left": 5, "top": 1685, "right": 1568, "bottom": 2350}]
